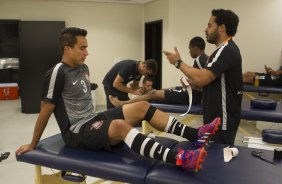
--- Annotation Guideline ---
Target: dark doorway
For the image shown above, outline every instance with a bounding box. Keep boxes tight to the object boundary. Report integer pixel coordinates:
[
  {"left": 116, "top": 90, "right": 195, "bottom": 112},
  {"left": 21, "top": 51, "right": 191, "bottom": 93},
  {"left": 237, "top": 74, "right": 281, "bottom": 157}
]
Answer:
[{"left": 145, "top": 20, "right": 162, "bottom": 90}]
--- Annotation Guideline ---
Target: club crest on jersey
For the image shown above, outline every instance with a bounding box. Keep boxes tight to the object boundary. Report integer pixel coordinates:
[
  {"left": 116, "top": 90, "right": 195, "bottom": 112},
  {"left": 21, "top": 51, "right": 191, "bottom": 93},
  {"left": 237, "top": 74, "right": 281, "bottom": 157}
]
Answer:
[
  {"left": 85, "top": 74, "right": 90, "bottom": 81},
  {"left": 90, "top": 121, "right": 103, "bottom": 130},
  {"left": 80, "top": 72, "right": 90, "bottom": 81}
]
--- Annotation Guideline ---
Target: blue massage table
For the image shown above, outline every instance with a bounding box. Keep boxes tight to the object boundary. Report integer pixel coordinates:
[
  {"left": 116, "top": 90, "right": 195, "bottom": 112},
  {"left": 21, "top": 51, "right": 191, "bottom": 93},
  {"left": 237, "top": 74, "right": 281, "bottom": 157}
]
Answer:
[
  {"left": 244, "top": 84, "right": 282, "bottom": 94},
  {"left": 151, "top": 99, "right": 282, "bottom": 123},
  {"left": 243, "top": 84, "right": 282, "bottom": 97},
  {"left": 16, "top": 134, "right": 282, "bottom": 184},
  {"left": 16, "top": 134, "right": 176, "bottom": 184}
]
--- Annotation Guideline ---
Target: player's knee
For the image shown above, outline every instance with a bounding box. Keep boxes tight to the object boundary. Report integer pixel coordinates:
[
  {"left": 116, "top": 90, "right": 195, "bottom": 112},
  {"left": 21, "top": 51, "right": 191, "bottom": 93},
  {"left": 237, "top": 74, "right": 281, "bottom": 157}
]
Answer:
[
  {"left": 110, "top": 119, "right": 132, "bottom": 135},
  {"left": 108, "top": 119, "right": 132, "bottom": 142},
  {"left": 112, "top": 119, "right": 129, "bottom": 129},
  {"left": 135, "top": 101, "right": 151, "bottom": 110}
]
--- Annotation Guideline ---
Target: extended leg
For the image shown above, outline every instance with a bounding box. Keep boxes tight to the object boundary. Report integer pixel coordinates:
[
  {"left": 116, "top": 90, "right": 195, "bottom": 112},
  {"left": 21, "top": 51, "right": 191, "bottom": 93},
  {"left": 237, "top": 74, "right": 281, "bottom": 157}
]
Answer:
[
  {"left": 109, "top": 89, "right": 166, "bottom": 107},
  {"left": 122, "top": 101, "right": 221, "bottom": 147},
  {"left": 107, "top": 117, "right": 207, "bottom": 172}
]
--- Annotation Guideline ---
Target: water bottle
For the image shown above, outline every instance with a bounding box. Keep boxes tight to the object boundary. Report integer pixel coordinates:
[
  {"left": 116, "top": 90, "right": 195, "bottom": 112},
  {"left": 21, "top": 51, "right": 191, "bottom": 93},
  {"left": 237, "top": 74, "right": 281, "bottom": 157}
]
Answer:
[{"left": 254, "top": 74, "right": 259, "bottom": 87}]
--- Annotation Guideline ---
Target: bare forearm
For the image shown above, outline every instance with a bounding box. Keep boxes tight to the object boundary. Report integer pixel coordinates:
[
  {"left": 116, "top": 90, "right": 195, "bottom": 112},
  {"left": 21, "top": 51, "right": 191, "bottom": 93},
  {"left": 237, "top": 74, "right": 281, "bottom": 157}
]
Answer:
[
  {"left": 15, "top": 102, "right": 54, "bottom": 156},
  {"left": 189, "top": 82, "right": 202, "bottom": 91},
  {"left": 265, "top": 67, "right": 282, "bottom": 76},
  {"left": 30, "top": 113, "right": 50, "bottom": 147},
  {"left": 163, "top": 47, "right": 215, "bottom": 87},
  {"left": 272, "top": 70, "right": 282, "bottom": 76},
  {"left": 178, "top": 62, "right": 212, "bottom": 87},
  {"left": 30, "top": 103, "right": 54, "bottom": 147}
]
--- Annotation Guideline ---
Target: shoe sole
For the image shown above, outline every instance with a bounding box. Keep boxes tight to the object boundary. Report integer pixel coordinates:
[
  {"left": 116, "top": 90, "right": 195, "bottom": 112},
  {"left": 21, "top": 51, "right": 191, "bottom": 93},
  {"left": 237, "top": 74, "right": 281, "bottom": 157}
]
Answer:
[
  {"left": 194, "top": 148, "right": 207, "bottom": 171},
  {"left": 209, "top": 117, "right": 221, "bottom": 135}
]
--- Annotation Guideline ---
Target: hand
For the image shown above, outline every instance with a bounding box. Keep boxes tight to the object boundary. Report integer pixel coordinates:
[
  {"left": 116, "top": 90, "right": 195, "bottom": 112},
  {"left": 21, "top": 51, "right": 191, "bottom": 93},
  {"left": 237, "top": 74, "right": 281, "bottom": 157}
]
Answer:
[
  {"left": 15, "top": 144, "right": 35, "bottom": 156},
  {"left": 265, "top": 66, "right": 271, "bottom": 73},
  {"left": 132, "top": 88, "right": 143, "bottom": 95},
  {"left": 139, "top": 88, "right": 145, "bottom": 95},
  {"left": 163, "top": 47, "right": 182, "bottom": 65},
  {"left": 265, "top": 67, "right": 276, "bottom": 75}
]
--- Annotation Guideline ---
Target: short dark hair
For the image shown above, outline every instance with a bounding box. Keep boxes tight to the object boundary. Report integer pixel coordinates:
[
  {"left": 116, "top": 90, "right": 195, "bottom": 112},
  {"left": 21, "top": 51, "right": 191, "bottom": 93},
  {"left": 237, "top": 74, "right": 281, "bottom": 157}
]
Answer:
[
  {"left": 143, "top": 59, "right": 158, "bottom": 76},
  {"left": 212, "top": 9, "right": 239, "bottom": 37},
  {"left": 143, "top": 76, "right": 153, "bottom": 84},
  {"left": 189, "top": 36, "right": 205, "bottom": 50},
  {"left": 59, "top": 27, "right": 87, "bottom": 51}
]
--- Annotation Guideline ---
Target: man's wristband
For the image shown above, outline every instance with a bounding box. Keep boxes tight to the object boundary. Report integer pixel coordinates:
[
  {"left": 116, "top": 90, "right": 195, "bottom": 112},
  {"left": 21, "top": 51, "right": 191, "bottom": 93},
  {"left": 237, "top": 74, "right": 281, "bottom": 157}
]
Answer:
[{"left": 174, "top": 59, "right": 183, "bottom": 69}]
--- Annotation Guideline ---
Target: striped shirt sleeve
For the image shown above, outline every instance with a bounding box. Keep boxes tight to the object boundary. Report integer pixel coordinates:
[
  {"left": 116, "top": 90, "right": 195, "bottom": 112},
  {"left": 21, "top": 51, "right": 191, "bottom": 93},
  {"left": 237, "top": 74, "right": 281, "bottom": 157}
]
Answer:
[{"left": 41, "top": 63, "right": 64, "bottom": 104}]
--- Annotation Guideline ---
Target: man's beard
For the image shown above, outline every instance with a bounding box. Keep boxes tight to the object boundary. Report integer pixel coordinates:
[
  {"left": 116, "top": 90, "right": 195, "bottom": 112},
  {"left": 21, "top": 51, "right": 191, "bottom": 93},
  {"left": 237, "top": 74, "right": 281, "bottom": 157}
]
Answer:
[{"left": 206, "top": 30, "right": 219, "bottom": 44}]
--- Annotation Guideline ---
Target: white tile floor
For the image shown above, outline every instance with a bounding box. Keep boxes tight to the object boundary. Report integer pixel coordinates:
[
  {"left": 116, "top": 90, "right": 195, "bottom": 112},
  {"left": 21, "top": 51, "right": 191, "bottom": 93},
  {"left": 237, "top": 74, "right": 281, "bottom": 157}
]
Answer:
[
  {"left": 1, "top": 98, "right": 281, "bottom": 184},
  {"left": 0, "top": 99, "right": 60, "bottom": 184},
  {"left": 0, "top": 99, "right": 112, "bottom": 184}
]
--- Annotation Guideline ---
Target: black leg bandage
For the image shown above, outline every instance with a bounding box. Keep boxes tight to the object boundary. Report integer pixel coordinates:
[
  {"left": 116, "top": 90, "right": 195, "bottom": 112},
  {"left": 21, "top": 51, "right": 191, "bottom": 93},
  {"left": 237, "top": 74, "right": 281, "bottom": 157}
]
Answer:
[{"left": 144, "top": 105, "right": 157, "bottom": 122}]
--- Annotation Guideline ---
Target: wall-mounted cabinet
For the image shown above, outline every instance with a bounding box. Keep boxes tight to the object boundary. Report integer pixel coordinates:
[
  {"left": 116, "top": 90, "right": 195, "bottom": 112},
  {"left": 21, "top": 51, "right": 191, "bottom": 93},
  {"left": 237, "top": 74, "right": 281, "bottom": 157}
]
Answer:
[{"left": 0, "top": 20, "right": 20, "bottom": 84}]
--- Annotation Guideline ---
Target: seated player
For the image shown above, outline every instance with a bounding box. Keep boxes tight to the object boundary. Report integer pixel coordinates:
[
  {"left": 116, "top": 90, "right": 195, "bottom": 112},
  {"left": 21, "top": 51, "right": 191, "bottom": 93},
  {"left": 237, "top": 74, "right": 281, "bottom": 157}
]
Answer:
[{"left": 243, "top": 65, "right": 282, "bottom": 87}]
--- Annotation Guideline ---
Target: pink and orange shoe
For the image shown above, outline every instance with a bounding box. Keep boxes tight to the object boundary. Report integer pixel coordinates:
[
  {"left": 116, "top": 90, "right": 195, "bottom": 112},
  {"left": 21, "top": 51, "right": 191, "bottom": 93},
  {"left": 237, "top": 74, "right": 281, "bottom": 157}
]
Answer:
[
  {"left": 175, "top": 147, "right": 207, "bottom": 172},
  {"left": 195, "top": 117, "right": 221, "bottom": 148}
]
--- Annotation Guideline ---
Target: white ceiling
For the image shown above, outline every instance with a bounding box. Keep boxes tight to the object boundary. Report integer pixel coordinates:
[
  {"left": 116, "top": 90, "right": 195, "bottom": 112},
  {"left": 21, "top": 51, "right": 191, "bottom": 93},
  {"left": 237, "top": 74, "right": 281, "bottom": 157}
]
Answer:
[
  {"left": 26, "top": 0, "right": 155, "bottom": 4},
  {"left": 73, "top": 0, "right": 154, "bottom": 4}
]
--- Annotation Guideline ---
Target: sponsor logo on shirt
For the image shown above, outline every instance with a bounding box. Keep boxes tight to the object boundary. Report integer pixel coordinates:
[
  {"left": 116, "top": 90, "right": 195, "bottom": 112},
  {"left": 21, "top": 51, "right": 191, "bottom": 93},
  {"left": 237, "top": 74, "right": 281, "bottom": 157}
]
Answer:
[{"left": 73, "top": 80, "right": 78, "bottom": 85}]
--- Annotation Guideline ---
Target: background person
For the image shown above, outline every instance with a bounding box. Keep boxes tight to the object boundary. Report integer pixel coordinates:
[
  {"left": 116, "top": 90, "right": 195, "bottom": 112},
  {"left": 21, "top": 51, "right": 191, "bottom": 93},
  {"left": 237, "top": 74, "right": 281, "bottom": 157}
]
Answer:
[
  {"left": 243, "top": 65, "right": 282, "bottom": 87},
  {"left": 141, "top": 76, "right": 154, "bottom": 94},
  {"left": 102, "top": 58, "right": 158, "bottom": 109},
  {"left": 129, "top": 76, "right": 154, "bottom": 101},
  {"left": 163, "top": 9, "right": 242, "bottom": 145},
  {"left": 109, "top": 36, "right": 208, "bottom": 107}
]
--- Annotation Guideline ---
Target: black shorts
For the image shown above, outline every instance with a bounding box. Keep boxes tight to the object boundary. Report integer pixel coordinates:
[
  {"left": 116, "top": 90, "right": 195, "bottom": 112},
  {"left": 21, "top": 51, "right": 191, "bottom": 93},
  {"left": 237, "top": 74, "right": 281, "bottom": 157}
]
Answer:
[
  {"left": 164, "top": 87, "right": 202, "bottom": 105},
  {"left": 65, "top": 106, "right": 125, "bottom": 151},
  {"left": 258, "top": 73, "right": 282, "bottom": 87}
]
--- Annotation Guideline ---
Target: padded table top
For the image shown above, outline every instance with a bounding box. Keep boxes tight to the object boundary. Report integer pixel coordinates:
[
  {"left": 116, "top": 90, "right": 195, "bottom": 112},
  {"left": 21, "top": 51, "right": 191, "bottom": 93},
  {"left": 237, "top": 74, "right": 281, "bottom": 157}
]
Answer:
[
  {"left": 151, "top": 103, "right": 203, "bottom": 114},
  {"left": 152, "top": 99, "right": 282, "bottom": 123},
  {"left": 16, "top": 134, "right": 178, "bottom": 184},
  {"left": 147, "top": 141, "right": 282, "bottom": 184},
  {"left": 244, "top": 84, "right": 282, "bottom": 94},
  {"left": 16, "top": 134, "right": 282, "bottom": 184}
]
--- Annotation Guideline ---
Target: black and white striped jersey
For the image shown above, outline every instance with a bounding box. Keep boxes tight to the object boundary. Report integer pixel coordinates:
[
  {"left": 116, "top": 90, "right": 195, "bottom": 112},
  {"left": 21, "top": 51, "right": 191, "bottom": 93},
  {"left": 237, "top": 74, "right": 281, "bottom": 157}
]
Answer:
[
  {"left": 41, "top": 62, "right": 96, "bottom": 135},
  {"left": 203, "top": 39, "right": 243, "bottom": 131}
]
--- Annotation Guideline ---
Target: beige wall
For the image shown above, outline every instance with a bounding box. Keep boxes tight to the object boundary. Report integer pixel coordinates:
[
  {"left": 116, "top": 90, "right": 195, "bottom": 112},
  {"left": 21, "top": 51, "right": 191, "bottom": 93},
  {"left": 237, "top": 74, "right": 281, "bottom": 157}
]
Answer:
[
  {"left": 1, "top": 0, "right": 282, "bottom": 105},
  {"left": 0, "top": 0, "right": 144, "bottom": 105},
  {"left": 146, "top": 0, "right": 282, "bottom": 88}
]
